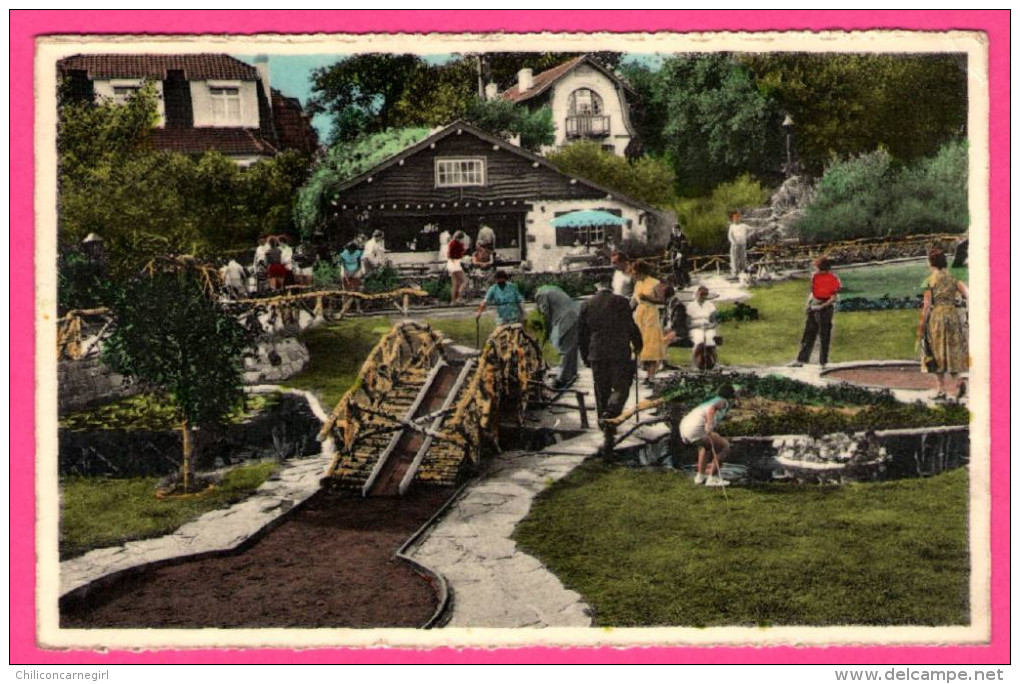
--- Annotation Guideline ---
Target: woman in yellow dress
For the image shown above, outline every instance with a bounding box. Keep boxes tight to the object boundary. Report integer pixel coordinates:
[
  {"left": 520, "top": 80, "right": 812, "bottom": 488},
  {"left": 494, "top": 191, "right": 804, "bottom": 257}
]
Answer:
[
  {"left": 631, "top": 261, "right": 667, "bottom": 381},
  {"left": 918, "top": 249, "right": 969, "bottom": 400}
]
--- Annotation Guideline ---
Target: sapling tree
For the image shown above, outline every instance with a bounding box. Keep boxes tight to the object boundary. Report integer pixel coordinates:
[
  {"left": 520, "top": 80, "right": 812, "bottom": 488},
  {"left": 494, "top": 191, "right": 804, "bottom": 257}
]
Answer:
[{"left": 103, "top": 262, "right": 249, "bottom": 492}]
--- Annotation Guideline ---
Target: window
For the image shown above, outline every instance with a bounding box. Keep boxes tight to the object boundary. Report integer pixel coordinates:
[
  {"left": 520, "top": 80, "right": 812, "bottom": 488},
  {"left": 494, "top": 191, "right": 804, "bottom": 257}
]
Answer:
[
  {"left": 435, "top": 158, "right": 486, "bottom": 188},
  {"left": 568, "top": 88, "right": 604, "bottom": 116},
  {"left": 111, "top": 85, "right": 141, "bottom": 105},
  {"left": 209, "top": 85, "right": 242, "bottom": 125}
]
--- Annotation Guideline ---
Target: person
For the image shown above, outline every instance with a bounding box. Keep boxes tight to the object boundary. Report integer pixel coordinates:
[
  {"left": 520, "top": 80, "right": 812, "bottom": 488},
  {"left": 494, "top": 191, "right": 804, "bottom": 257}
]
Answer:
[
  {"left": 919, "top": 248, "right": 969, "bottom": 400},
  {"left": 667, "top": 226, "right": 691, "bottom": 288},
  {"left": 790, "top": 256, "right": 841, "bottom": 368},
  {"left": 476, "top": 270, "right": 525, "bottom": 325},
  {"left": 337, "top": 241, "right": 364, "bottom": 291},
  {"left": 611, "top": 255, "right": 634, "bottom": 299},
  {"left": 477, "top": 221, "right": 496, "bottom": 250},
  {"left": 265, "top": 236, "right": 286, "bottom": 291},
  {"left": 535, "top": 284, "right": 581, "bottom": 389},
  {"left": 680, "top": 383, "right": 737, "bottom": 487},
  {"left": 579, "top": 278, "right": 643, "bottom": 421},
  {"left": 220, "top": 258, "right": 247, "bottom": 299},
  {"left": 362, "top": 229, "right": 386, "bottom": 274},
  {"left": 438, "top": 228, "right": 452, "bottom": 261},
  {"left": 686, "top": 286, "right": 719, "bottom": 370},
  {"left": 631, "top": 260, "right": 668, "bottom": 381},
  {"left": 472, "top": 241, "right": 495, "bottom": 270},
  {"left": 662, "top": 288, "right": 689, "bottom": 350},
  {"left": 447, "top": 231, "right": 468, "bottom": 304},
  {"left": 278, "top": 235, "right": 295, "bottom": 287},
  {"left": 728, "top": 210, "right": 750, "bottom": 278},
  {"left": 252, "top": 236, "right": 270, "bottom": 294}
]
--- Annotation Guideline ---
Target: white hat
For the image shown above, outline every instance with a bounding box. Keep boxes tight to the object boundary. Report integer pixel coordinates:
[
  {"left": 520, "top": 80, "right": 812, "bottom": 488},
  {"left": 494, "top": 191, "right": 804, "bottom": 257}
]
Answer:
[{"left": 82, "top": 233, "right": 103, "bottom": 243}]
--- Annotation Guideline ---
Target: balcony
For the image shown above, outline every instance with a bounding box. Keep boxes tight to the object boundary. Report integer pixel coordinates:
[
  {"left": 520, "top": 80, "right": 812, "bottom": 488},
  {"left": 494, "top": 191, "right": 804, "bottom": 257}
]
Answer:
[{"left": 565, "top": 114, "right": 610, "bottom": 139}]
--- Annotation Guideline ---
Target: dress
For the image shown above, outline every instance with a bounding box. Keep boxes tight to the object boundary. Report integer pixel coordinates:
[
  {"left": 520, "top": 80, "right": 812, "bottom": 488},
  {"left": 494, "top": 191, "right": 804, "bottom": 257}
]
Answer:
[
  {"left": 679, "top": 396, "right": 730, "bottom": 444},
  {"left": 924, "top": 270, "right": 968, "bottom": 373},
  {"left": 633, "top": 277, "right": 666, "bottom": 362}
]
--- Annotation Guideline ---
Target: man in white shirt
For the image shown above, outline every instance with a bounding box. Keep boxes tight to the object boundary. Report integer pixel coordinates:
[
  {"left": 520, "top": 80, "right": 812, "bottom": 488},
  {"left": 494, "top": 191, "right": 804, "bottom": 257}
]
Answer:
[
  {"left": 727, "top": 210, "right": 750, "bottom": 278},
  {"left": 363, "top": 230, "right": 387, "bottom": 273},
  {"left": 477, "top": 222, "right": 496, "bottom": 249},
  {"left": 686, "top": 286, "right": 719, "bottom": 370}
]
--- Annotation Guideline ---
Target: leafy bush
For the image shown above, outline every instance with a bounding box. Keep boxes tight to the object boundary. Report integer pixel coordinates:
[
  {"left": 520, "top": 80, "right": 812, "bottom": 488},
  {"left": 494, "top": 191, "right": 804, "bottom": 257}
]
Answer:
[
  {"left": 362, "top": 266, "right": 402, "bottom": 293},
  {"left": 673, "top": 175, "right": 772, "bottom": 251},
  {"left": 514, "top": 271, "right": 600, "bottom": 301},
  {"left": 548, "top": 141, "right": 677, "bottom": 208},
  {"left": 795, "top": 141, "right": 967, "bottom": 244},
  {"left": 716, "top": 301, "right": 759, "bottom": 323},
  {"left": 311, "top": 258, "right": 343, "bottom": 289},
  {"left": 838, "top": 295, "right": 924, "bottom": 312},
  {"left": 58, "top": 251, "right": 115, "bottom": 314},
  {"left": 418, "top": 277, "right": 452, "bottom": 302},
  {"left": 722, "top": 402, "right": 969, "bottom": 438},
  {"left": 660, "top": 370, "right": 898, "bottom": 409},
  {"left": 60, "top": 393, "right": 278, "bottom": 432}
]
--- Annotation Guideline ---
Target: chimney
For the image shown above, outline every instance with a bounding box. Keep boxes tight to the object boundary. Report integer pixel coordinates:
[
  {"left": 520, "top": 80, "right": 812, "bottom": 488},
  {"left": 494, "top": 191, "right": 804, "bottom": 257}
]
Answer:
[
  {"left": 253, "top": 54, "right": 270, "bottom": 94},
  {"left": 517, "top": 68, "right": 533, "bottom": 92},
  {"left": 484, "top": 82, "right": 498, "bottom": 100}
]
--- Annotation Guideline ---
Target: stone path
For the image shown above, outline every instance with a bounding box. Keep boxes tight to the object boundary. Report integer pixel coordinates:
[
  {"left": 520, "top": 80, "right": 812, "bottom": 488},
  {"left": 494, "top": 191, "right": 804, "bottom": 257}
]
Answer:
[
  {"left": 407, "top": 365, "right": 668, "bottom": 628},
  {"left": 60, "top": 386, "right": 335, "bottom": 596}
]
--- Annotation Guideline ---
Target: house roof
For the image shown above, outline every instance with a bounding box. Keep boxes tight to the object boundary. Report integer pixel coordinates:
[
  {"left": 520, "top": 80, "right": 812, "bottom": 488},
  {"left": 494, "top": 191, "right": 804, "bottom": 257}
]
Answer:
[
  {"left": 270, "top": 89, "right": 319, "bottom": 155},
  {"left": 149, "top": 128, "right": 278, "bottom": 157},
  {"left": 334, "top": 121, "right": 662, "bottom": 215},
  {"left": 57, "top": 54, "right": 258, "bottom": 81},
  {"left": 499, "top": 54, "right": 636, "bottom": 104}
]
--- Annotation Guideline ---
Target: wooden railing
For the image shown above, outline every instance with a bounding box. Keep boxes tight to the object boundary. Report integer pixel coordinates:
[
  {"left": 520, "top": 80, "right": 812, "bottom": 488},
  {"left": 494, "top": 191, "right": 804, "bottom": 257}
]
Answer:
[{"left": 565, "top": 114, "right": 611, "bottom": 139}]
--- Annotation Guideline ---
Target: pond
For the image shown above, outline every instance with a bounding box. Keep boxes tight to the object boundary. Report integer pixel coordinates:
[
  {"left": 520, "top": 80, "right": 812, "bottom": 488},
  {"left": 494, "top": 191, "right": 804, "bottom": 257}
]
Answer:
[{"left": 615, "top": 425, "right": 969, "bottom": 485}]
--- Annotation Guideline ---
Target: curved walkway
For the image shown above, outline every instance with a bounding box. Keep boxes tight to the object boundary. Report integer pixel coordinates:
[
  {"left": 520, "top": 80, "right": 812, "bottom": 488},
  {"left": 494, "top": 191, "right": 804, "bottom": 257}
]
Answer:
[{"left": 59, "top": 386, "right": 335, "bottom": 596}]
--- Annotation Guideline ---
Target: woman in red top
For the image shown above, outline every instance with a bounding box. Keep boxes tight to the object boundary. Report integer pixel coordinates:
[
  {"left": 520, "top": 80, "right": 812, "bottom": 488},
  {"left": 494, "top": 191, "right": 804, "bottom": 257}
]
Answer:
[
  {"left": 790, "top": 256, "right": 841, "bottom": 367},
  {"left": 446, "top": 231, "right": 467, "bottom": 304}
]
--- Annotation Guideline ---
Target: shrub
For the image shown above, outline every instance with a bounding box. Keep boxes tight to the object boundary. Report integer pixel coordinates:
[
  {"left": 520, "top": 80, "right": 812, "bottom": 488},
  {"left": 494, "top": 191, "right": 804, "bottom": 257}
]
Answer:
[
  {"left": 362, "top": 266, "right": 402, "bottom": 293},
  {"left": 311, "top": 258, "right": 343, "bottom": 289},
  {"left": 795, "top": 141, "right": 968, "bottom": 244},
  {"left": 673, "top": 175, "right": 772, "bottom": 252},
  {"left": 548, "top": 141, "right": 677, "bottom": 208},
  {"left": 660, "top": 370, "right": 898, "bottom": 409}
]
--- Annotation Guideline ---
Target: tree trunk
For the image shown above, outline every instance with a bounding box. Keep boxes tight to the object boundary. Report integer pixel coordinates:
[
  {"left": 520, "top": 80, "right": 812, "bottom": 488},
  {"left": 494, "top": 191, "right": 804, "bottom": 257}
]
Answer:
[{"left": 181, "top": 419, "right": 194, "bottom": 492}]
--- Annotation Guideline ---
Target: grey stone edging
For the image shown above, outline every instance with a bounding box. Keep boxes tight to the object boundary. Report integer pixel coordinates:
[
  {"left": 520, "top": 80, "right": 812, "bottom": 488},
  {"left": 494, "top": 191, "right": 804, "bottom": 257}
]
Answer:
[{"left": 59, "top": 386, "right": 335, "bottom": 597}]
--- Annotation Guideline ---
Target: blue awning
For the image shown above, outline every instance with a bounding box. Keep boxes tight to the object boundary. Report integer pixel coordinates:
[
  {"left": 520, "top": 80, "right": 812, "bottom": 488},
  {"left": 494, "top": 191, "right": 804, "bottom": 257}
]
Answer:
[{"left": 550, "top": 209, "right": 628, "bottom": 228}]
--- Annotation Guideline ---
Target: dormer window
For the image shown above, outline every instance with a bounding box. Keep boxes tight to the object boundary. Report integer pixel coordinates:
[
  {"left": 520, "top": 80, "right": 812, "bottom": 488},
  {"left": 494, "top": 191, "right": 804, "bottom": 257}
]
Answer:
[
  {"left": 435, "top": 157, "right": 486, "bottom": 188},
  {"left": 209, "top": 85, "right": 242, "bottom": 125}
]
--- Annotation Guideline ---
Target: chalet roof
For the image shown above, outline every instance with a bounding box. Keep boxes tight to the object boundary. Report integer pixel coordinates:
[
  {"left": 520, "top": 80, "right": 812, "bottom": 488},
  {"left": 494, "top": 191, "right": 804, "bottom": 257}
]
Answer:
[
  {"left": 57, "top": 54, "right": 258, "bottom": 81},
  {"left": 149, "top": 128, "right": 278, "bottom": 156},
  {"left": 334, "top": 121, "right": 661, "bottom": 215},
  {"left": 499, "top": 54, "right": 636, "bottom": 104}
]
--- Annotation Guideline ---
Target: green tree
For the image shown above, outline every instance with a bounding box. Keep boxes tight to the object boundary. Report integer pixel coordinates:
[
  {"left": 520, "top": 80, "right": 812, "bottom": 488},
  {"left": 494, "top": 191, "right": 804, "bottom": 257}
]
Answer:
[
  {"left": 463, "top": 97, "right": 555, "bottom": 152},
  {"left": 103, "top": 264, "right": 249, "bottom": 492},
  {"left": 656, "top": 54, "right": 784, "bottom": 193},
  {"left": 307, "top": 54, "right": 425, "bottom": 143},
  {"left": 744, "top": 53, "right": 968, "bottom": 175},
  {"left": 672, "top": 175, "right": 772, "bottom": 251},
  {"left": 548, "top": 141, "right": 676, "bottom": 208}
]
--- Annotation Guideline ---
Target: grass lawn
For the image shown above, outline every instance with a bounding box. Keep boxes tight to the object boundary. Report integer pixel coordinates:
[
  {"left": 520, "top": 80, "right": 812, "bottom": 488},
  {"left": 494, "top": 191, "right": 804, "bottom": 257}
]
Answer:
[
  {"left": 680, "top": 277, "right": 920, "bottom": 367},
  {"left": 514, "top": 462, "right": 970, "bottom": 627},
  {"left": 837, "top": 262, "right": 968, "bottom": 300},
  {"left": 60, "top": 462, "right": 278, "bottom": 560},
  {"left": 285, "top": 316, "right": 392, "bottom": 409}
]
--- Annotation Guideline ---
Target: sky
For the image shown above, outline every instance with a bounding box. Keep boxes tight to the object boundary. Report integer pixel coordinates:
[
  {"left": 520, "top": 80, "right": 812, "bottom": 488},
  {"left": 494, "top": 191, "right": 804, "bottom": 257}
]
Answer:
[{"left": 235, "top": 53, "right": 663, "bottom": 142}]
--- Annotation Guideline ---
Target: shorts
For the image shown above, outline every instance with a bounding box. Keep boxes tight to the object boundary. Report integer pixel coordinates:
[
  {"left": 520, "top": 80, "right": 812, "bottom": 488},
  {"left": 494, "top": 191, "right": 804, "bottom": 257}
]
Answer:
[
  {"left": 679, "top": 416, "right": 708, "bottom": 445},
  {"left": 447, "top": 259, "right": 463, "bottom": 275},
  {"left": 690, "top": 326, "right": 717, "bottom": 347},
  {"left": 267, "top": 263, "right": 288, "bottom": 279}
]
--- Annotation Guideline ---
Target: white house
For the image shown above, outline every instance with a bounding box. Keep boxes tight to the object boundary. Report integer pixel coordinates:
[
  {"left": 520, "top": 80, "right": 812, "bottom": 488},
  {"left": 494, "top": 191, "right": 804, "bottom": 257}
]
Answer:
[
  {"left": 58, "top": 53, "right": 318, "bottom": 166},
  {"left": 497, "top": 54, "right": 638, "bottom": 157}
]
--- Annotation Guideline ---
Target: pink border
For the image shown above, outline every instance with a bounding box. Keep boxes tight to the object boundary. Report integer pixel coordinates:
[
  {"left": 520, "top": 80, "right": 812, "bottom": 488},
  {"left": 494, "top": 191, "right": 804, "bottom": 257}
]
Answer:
[{"left": 11, "top": 10, "right": 1008, "bottom": 665}]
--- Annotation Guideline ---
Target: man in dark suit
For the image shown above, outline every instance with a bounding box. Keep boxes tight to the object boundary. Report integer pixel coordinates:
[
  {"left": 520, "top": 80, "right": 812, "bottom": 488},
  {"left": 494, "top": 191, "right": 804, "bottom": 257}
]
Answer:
[{"left": 579, "top": 279, "right": 644, "bottom": 421}]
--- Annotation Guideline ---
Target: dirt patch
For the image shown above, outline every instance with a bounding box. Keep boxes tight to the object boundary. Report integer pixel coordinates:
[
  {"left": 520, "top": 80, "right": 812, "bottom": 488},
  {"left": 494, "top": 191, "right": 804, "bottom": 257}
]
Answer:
[
  {"left": 61, "top": 487, "right": 451, "bottom": 628},
  {"left": 826, "top": 365, "right": 963, "bottom": 393}
]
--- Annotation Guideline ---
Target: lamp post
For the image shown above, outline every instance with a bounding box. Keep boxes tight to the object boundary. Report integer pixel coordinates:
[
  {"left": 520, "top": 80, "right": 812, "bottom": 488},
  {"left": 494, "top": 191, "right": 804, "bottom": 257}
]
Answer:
[{"left": 781, "top": 114, "right": 795, "bottom": 177}]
